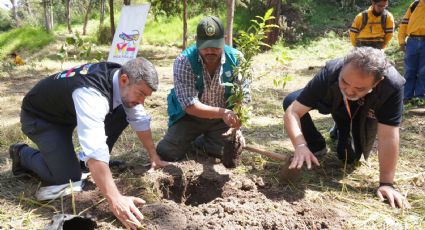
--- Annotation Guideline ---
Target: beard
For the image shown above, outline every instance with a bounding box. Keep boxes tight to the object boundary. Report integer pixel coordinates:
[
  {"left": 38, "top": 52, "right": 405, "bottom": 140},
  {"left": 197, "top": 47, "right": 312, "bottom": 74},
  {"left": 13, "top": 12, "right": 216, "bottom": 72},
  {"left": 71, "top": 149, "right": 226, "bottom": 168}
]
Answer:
[
  {"left": 341, "top": 91, "right": 360, "bottom": 101},
  {"left": 372, "top": 9, "right": 382, "bottom": 16},
  {"left": 121, "top": 97, "right": 135, "bottom": 108},
  {"left": 203, "top": 54, "right": 219, "bottom": 63}
]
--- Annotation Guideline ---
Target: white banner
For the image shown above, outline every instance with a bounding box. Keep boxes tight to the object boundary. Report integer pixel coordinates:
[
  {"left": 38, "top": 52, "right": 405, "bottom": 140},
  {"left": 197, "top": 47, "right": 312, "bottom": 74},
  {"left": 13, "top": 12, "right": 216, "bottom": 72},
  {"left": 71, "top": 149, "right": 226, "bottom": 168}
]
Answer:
[{"left": 107, "top": 4, "right": 150, "bottom": 65}]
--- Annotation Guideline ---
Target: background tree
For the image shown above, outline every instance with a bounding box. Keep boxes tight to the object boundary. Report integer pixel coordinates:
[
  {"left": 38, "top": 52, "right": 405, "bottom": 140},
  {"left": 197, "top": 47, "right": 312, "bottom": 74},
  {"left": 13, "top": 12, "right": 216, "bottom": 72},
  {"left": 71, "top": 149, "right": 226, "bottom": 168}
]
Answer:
[
  {"left": 10, "top": 0, "right": 20, "bottom": 27},
  {"left": 109, "top": 0, "right": 115, "bottom": 38},
  {"left": 99, "top": 0, "right": 106, "bottom": 27},
  {"left": 225, "top": 0, "right": 235, "bottom": 46},
  {"left": 83, "top": 0, "right": 93, "bottom": 35},
  {"left": 42, "top": 0, "right": 53, "bottom": 32},
  {"left": 65, "top": 0, "right": 72, "bottom": 33},
  {"left": 263, "top": 0, "right": 281, "bottom": 47},
  {"left": 123, "top": 0, "right": 131, "bottom": 5},
  {"left": 182, "top": 0, "right": 188, "bottom": 50}
]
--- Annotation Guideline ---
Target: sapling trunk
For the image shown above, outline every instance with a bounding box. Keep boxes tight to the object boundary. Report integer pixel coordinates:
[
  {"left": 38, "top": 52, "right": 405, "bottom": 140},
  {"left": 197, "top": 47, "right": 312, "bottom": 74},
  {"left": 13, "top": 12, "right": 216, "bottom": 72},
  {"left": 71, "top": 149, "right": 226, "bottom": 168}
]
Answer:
[{"left": 221, "top": 9, "right": 278, "bottom": 168}]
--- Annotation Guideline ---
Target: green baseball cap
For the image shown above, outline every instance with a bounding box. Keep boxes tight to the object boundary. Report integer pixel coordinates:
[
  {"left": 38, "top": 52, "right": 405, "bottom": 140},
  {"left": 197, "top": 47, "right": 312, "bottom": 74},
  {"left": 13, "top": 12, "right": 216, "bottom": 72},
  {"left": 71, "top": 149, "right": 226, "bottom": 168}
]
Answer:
[{"left": 196, "top": 16, "right": 225, "bottom": 49}]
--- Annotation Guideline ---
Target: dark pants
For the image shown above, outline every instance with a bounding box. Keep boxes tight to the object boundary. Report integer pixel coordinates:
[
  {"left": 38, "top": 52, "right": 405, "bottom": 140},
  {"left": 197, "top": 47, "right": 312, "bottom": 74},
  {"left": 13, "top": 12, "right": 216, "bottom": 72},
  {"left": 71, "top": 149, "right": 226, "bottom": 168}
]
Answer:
[
  {"left": 156, "top": 115, "right": 230, "bottom": 162},
  {"left": 19, "top": 106, "right": 128, "bottom": 185},
  {"left": 283, "top": 89, "right": 362, "bottom": 163}
]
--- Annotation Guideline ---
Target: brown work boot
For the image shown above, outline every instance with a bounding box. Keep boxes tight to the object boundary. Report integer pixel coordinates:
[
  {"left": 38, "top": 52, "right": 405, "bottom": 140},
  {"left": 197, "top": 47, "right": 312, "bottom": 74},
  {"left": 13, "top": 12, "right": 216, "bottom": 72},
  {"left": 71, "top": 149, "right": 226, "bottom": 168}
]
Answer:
[{"left": 9, "top": 143, "right": 29, "bottom": 176}]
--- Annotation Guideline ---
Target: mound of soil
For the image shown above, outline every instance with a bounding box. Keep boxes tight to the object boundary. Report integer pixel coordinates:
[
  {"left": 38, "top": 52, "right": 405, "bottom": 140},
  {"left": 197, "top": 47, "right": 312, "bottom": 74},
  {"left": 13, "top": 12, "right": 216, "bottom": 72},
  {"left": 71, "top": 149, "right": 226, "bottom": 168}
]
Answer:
[{"left": 58, "top": 158, "right": 349, "bottom": 229}]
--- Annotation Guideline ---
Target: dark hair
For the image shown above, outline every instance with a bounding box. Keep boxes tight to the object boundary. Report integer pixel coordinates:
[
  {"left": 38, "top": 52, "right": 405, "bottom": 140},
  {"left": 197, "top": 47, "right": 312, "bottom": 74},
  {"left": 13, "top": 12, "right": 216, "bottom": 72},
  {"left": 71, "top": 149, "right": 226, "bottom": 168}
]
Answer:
[
  {"left": 120, "top": 57, "right": 159, "bottom": 91},
  {"left": 372, "top": 0, "right": 388, "bottom": 3},
  {"left": 343, "top": 47, "right": 389, "bottom": 82}
]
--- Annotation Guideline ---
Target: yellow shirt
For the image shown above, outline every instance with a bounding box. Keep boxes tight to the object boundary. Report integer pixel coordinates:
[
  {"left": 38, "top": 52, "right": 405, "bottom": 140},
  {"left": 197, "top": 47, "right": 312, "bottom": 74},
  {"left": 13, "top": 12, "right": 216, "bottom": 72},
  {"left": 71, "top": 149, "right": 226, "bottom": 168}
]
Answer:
[
  {"left": 13, "top": 55, "right": 25, "bottom": 65},
  {"left": 349, "top": 6, "right": 395, "bottom": 48},
  {"left": 398, "top": 0, "right": 425, "bottom": 45}
]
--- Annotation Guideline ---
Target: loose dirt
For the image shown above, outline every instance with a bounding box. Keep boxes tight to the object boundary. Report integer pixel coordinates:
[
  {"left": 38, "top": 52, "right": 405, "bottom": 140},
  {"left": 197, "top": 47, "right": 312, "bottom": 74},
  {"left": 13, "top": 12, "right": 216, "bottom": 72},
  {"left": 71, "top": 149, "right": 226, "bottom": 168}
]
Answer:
[{"left": 56, "top": 156, "right": 349, "bottom": 229}]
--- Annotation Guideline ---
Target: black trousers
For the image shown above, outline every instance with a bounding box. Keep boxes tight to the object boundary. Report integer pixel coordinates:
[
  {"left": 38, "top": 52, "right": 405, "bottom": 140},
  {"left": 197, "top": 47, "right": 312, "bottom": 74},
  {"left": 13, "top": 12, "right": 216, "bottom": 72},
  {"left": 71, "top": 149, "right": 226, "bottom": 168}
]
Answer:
[
  {"left": 283, "top": 89, "right": 362, "bottom": 163},
  {"left": 19, "top": 106, "right": 128, "bottom": 185}
]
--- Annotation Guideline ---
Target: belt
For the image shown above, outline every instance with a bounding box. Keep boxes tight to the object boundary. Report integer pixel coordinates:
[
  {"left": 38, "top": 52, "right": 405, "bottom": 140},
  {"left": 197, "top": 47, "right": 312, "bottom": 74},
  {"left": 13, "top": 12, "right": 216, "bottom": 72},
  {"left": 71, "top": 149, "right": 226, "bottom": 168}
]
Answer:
[{"left": 409, "top": 35, "right": 425, "bottom": 40}]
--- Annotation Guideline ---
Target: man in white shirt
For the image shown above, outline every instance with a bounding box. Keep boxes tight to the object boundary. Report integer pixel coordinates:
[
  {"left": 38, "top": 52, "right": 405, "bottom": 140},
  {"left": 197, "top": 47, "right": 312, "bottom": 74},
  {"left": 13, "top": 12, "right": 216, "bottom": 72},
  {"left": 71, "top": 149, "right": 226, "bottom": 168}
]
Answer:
[{"left": 9, "top": 57, "right": 167, "bottom": 229}]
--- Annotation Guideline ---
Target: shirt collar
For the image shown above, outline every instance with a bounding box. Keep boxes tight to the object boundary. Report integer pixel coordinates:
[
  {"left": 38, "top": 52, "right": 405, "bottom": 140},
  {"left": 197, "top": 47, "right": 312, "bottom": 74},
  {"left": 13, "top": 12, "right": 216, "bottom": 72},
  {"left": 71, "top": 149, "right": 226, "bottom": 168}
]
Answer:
[{"left": 112, "top": 70, "right": 122, "bottom": 109}]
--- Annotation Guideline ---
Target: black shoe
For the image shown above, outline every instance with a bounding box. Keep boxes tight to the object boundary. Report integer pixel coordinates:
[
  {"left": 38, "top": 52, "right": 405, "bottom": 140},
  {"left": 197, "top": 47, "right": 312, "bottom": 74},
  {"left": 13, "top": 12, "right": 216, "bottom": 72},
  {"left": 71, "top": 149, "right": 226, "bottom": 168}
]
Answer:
[
  {"left": 109, "top": 160, "right": 126, "bottom": 168},
  {"left": 9, "top": 143, "right": 29, "bottom": 176},
  {"left": 329, "top": 124, "right": 338, "bottom": 140}
]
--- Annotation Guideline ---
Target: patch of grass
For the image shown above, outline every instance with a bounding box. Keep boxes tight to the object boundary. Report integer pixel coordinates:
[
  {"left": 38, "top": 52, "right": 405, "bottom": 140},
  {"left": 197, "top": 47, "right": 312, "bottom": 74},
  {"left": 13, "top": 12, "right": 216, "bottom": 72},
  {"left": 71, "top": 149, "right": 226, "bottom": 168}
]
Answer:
[
  {"left": 143, "top": 15, "right": 205, "bottom": 47},
  {"left": 0, "top": 27, "right": 54, "bottom": 59}
]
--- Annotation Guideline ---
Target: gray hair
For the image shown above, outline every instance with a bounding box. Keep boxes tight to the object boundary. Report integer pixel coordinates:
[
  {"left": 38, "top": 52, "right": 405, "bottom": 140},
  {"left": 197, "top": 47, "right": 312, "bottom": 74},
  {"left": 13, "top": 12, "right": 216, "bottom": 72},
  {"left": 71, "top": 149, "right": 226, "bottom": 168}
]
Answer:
[
  {"left": 343, "top": 47, "right": 389, "bottom": 82},
  {"left": 120, "top": 57, "right": 159, "bottom": 91}
]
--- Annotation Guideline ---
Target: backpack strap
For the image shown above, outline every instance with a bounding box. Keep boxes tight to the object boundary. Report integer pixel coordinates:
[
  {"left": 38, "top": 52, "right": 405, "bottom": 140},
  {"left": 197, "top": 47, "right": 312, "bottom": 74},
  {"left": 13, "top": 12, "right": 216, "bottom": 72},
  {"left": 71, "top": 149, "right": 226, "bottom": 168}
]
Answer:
[
  {"left": 411, "top": 0, "right": 419, "bottom": 13},
  {"left": 359, "top": 10, "right": 369, "bottom": 32},
  {"left": 381, "top": 9, "right": 388, "bottom": 33}
]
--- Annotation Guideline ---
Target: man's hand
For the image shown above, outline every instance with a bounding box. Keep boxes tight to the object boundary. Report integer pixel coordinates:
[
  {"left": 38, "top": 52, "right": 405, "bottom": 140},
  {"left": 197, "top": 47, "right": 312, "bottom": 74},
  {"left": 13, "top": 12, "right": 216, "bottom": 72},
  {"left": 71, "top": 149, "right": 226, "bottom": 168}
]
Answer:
[
  {"left": 108, "top": 194, "right": 146, "bottom": 229},
  {"left": 400, "top": 44, "right": 406, "bottom": 52},
  {"left": 377, "top": 185, "right": 411, "bottom": 209},
  {"left": 149, "top": 154, "right": 170, "bottom": 171},
  {"left": 222, "top": 109, "right": 241, "bottom": 129},
  {"left": 288, "top": 144, "right": 320, "bottom": 170}
]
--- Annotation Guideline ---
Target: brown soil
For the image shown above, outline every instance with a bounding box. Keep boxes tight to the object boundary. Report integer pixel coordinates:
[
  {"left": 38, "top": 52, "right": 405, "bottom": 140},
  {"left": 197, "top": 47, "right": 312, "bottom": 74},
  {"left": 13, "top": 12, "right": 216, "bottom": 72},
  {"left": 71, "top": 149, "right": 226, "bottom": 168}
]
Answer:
[
  {"left": 57, "top": 157, "right": 349, "bottom": 229},
  {"left": 221, "top": 133, "right": 243, "bottom": 168}
]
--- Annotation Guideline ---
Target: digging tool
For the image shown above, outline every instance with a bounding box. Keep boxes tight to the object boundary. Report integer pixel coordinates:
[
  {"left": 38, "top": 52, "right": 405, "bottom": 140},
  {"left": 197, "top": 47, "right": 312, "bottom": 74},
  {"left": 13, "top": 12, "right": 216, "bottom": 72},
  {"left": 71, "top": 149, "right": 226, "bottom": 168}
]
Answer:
[{"left": 243, "top": 145, "right": 301, "bottom": 183}]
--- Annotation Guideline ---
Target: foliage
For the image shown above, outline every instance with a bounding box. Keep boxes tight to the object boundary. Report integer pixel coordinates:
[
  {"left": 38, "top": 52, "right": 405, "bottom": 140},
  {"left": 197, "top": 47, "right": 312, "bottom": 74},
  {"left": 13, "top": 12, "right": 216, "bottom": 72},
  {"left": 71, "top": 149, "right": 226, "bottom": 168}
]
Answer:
[
  {"left": 96, "top": 25, "right": 113, "bottom": 44},
  {"left": 0, "top": 8, "right": 12, "bottom": 31},
  {"left": 58, "top": 32, "right": 103, "bottom": 67},
  {"left": 272, "top": 50, "right": 293, "bottom": 90},
  {"left": 228, "top": 8, "right": 279, "bottom": 125},
  {"left": 148, "top": 0, "right": 223, "bottom": 19},
  {"left": 0, "top": 26, "right": 54, "bottom": 59}
]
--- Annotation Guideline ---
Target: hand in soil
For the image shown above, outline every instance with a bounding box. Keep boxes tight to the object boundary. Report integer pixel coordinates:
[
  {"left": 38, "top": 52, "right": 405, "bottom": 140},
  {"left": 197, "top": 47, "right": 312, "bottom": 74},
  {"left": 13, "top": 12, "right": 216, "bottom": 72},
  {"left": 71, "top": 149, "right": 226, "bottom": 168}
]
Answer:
[
  {"left": 222, "top": 109, "right": 241, "bottom": 129},
  {"left": 108, "top": 195, "right": 145, "bottom": 229},
  {"left": 289, "top": 144, "right": 320, "bottom": 169},
  {"left": 377, "top": 185, "right": 411, "bottom": 209},
  {"left": 149, "top": 154, "right": 170, "bottom": 171}
]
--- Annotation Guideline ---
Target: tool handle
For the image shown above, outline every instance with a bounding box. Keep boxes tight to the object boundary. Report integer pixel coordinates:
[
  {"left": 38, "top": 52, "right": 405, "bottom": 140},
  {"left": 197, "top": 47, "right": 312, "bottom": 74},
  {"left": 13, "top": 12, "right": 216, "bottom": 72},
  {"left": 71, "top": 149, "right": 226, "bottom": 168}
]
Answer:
[{"left": 243, "top": 145, "right": 289, "bottom": 162}]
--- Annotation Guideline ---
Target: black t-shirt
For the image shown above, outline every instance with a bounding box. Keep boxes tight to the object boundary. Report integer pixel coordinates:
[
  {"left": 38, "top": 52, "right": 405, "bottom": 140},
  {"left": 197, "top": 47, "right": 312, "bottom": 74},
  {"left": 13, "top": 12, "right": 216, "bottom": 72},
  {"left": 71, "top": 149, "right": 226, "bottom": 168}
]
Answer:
[{"left": 296, "top": 65, "right": 403, "bottom": 127}]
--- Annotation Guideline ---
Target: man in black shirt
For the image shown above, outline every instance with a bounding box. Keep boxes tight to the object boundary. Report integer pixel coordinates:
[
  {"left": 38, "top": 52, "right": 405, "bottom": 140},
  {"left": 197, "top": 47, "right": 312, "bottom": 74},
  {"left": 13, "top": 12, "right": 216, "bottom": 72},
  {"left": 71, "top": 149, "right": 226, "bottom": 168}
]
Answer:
[{"left": 283, "top": 47, "right": 409, "bottom": 208}]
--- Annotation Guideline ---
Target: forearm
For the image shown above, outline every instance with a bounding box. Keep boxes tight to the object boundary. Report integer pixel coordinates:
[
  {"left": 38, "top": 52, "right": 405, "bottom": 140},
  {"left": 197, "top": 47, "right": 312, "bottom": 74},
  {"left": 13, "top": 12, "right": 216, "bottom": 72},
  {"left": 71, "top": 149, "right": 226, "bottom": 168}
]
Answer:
[
  {"left": 136, "top": 129, "right": 157, "bottom": 158},
  {"left": 185, "top": 102, "right": 226, "bottom": 119},
  {"left": 383, "top": 33, "right": 393, "bottom": 48},
  {"left": 377, "top": 131, "right": 399, "bottom": 184},
  {"left": 87, "top": 159, "right": 121, "bottom": 200},
  {"left": 284, "top": 107, "right": 307, "bottom": 147},
  {"left": 349, "top": 32, "right": 357, "bottom": 47}
]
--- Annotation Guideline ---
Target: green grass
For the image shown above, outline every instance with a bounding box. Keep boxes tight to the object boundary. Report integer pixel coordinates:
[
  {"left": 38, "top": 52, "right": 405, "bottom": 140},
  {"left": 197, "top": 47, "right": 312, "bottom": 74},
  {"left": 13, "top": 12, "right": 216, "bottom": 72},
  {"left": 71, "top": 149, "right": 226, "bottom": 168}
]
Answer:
[{"left": 0, "top": 27, "right": 54, "bottom": 59}]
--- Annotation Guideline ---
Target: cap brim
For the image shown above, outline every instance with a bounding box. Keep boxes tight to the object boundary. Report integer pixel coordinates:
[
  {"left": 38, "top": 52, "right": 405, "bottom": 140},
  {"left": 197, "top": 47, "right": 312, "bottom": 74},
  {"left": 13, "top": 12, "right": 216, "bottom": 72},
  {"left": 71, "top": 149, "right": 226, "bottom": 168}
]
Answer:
[{"left": 197, "top": 38, "right": 225, "bottom": 49}]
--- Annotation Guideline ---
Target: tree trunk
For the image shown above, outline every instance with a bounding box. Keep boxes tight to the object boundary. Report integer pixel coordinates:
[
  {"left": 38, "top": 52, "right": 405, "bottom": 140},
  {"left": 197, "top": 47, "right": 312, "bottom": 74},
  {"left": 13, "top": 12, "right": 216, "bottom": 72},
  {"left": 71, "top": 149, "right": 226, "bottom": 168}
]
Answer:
[
  {"left": 182, "top": 0, "right": 188, "bottom": 50},
  {"left": 100, "top": 0, "right": 105, "bottom": 27},
  {"left": 49, "top": 0, "right": 54, "bottom": 29},
  {"left": 42, "top": 0, "right": 52, "bottom": 32},
  {"left": 123, "top": 0, "right": 131, "bottom": 5},
  {"left": 24, "top": 0, "right": 33, "bottom": 16},
  {"left": 65, "top": 0, "right": 72, "bottom": 33},
  {"left": 225, "top": 0, "right": 235, "bottom": 46},
  {"left": 109, "top": 0, "right": 115, "bottom": 38},
  {"left": 10, "top": 0, "right": 20, "bottom": 27},
  {"left": 83, "top": 0, "right": 93, "bottom": 35},
  {"left": 264, "top": 0, "right": 281, "bottom": 48}
]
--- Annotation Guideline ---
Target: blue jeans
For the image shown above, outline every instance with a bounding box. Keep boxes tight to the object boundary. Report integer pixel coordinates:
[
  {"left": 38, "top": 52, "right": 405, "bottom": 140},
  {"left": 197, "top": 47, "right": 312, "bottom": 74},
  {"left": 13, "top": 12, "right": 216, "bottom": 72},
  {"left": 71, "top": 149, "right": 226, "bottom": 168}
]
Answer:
[{"left": 404, "top": 37, "right": 425, "bottom": 99}]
